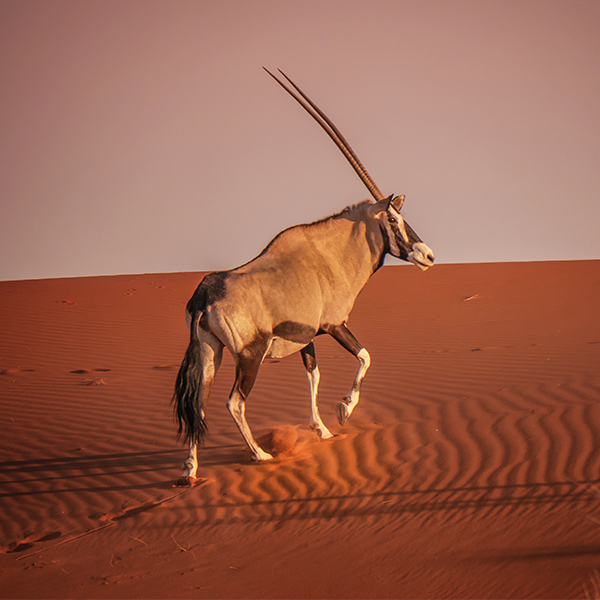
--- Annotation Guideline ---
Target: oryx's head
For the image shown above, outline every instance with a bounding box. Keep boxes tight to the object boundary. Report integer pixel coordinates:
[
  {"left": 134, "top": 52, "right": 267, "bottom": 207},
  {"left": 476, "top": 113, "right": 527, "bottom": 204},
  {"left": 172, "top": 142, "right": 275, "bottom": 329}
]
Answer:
[
  {"left": 380, "top": 194, "right": 435, "bottom": 270},
  {"left": 265, "top": 68, "right": 435, "bottom": 271}
]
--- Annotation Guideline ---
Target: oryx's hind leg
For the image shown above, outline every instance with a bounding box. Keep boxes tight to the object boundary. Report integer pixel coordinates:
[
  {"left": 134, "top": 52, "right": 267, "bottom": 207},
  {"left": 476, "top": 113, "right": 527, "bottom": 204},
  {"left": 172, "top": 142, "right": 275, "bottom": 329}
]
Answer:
[
  {"left": 300, "top": 342, "right": 334, "bottom": 439},
  {"left": 182, "top": 330, "right": 223, "bottom": 482},
  {"left": 323, "top": 323, "right": 371, "bottom": 426},
  {"left": 227, "top": 338, "right": 273, "bottom": 461}
]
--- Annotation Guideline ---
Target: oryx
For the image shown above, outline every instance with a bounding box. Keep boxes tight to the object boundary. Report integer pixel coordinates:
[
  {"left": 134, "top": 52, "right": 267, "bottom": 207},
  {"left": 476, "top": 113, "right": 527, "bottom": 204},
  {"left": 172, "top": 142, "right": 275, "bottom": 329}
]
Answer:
[{"left": 173, "top": 69, "right": 435, "bottom": 484}]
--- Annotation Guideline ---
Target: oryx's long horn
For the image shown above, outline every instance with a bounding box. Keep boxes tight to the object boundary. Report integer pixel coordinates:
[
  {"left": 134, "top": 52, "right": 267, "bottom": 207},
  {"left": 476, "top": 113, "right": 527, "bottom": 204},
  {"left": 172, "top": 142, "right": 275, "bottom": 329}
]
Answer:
[{"left": 264, "top": 67, "right": 385, "bottom": 203}]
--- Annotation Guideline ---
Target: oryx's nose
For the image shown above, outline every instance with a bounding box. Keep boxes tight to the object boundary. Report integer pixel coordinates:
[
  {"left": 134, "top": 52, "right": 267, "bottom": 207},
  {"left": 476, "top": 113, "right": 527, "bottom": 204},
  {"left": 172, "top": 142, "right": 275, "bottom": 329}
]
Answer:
[{"left": 427, "top": 253, "right": 435, "bottom": 264}]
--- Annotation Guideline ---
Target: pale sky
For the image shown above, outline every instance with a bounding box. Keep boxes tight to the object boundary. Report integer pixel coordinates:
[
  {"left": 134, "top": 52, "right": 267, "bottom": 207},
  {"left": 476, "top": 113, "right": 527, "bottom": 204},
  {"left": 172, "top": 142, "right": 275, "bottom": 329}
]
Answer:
[{"left": 1, "top": 0, "right": 599, "bottom": 281}]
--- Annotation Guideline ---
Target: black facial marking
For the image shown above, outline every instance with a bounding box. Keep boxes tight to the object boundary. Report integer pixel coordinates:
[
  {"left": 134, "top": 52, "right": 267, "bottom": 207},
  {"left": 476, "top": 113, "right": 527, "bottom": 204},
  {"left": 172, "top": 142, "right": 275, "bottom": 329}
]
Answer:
[
  {"left": 273, "top": 321, "right": 317, "bottom": 344},
  {"left": 382, "top": 210, "right": 425, "bottom": 262},
  {"left": 380, "top": 219, "right": 404, "bottom": 260},
  {"left": 403, "top": 220, "right": 422, "bottom": 245}
]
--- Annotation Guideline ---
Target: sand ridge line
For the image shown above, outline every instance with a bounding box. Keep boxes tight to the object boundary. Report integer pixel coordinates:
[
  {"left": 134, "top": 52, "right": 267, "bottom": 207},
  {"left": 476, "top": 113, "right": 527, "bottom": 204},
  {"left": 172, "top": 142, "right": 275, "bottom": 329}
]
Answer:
[
  {"left": 67, "top": 367, "right": 113, "bottom": 386},
  {"left": 0, "top": 367, "right": 35, "bottom": 375},
  {"left": 13, "top": 522, "right": 116, "bottom": 561},
  {"left": 95, "top": 480, "right": 212, "bottom": 521},
  {"left": 3, "top": 530, "right": 62, "bottom": 554},
  {"left": 12, "top": 481, "right": 212, "bottom": 561}
]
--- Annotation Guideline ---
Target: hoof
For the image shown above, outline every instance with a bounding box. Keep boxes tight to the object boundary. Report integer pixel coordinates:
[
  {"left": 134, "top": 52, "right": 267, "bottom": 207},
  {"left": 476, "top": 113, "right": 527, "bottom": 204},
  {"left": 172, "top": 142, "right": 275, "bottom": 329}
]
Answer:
[
  {"left": 251, "top": 451, "right": 274, "bottom": 462},
  {"left": 175, "top": 475, "right": 197, "bottom": 487},
  {"left": 310, "top": 424, "right": 334, "bottom": 440},
  {"left": 336, "top": 401, "right": 350, "bottom": 426}
]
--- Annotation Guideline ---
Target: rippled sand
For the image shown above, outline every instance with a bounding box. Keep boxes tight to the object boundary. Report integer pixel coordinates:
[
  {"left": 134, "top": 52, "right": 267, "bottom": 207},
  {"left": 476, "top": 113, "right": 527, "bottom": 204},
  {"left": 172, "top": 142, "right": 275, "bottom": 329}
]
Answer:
[{"left": 1, "top": 261, "right": 599, "bottom": 598}]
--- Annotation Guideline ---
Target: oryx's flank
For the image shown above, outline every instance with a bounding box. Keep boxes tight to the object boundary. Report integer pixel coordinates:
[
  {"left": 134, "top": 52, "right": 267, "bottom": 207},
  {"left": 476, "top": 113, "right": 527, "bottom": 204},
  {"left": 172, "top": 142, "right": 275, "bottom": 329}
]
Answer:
[{"left": 173, "top": 69, "right": 435, "bottom": 484}]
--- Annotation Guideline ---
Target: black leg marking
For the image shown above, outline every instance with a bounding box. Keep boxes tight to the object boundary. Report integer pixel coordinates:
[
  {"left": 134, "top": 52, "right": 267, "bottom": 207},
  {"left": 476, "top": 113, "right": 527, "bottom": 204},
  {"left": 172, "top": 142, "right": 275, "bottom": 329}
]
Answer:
[
  {"left": 321, "top": 323, "right": 370, "bottom": 426},
  {"left": 321, "top": 323, "right": 362, "bottom": 356},
  {"left": 300, "top": 342, "right": 317, "bottom": 373},
  {"left": 227, "top": 334, "right": 274, "bottom": 461},
  {"left": 236, "top": 355, "right": 262, "bottom": 400},
  {"left": 236, "top": 333, "right": 270, "bottom": 398},
  {"left": 300, "top": 342, "right": 333, "bottom": 439}
]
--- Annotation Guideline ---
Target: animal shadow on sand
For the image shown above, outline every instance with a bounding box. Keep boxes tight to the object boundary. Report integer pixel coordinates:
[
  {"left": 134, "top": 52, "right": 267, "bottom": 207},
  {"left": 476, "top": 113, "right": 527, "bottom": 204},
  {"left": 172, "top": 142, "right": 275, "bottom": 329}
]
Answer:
[
  {"left": 0, "top": 445, "right": 246, "bottom": 497},
  {"left": 181, "top": 477, "right": 600, "bottom": 529},
  {"left": 3, "top": 448, "right": 600, "bottom": 532}
]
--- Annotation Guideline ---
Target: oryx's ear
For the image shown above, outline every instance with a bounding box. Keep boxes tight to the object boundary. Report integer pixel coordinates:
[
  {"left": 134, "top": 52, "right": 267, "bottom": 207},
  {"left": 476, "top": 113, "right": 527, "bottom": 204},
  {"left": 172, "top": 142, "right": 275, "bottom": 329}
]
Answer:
[
  {"left": 369, "top": 196, "right": 392, "bottom": 218},
  {"left": 389, "top": 194, "right": 405, "bottom": 212}
]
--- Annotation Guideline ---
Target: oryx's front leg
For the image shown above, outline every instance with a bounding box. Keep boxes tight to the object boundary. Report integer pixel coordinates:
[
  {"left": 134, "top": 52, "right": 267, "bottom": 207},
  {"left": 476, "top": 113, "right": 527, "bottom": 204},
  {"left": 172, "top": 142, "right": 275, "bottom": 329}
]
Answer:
[
  {"left": 322, "top": 323, "right": 371, "bottom": 426},
  {"left": 300, "top": 342, "right": 334, "bottom": 439}
]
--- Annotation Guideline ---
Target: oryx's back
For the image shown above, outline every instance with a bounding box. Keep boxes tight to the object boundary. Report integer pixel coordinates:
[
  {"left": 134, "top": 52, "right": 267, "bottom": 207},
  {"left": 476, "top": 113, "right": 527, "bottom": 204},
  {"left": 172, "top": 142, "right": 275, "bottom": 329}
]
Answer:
[{"left": 185, "top": 202, "right": 384, "bottom": 360}]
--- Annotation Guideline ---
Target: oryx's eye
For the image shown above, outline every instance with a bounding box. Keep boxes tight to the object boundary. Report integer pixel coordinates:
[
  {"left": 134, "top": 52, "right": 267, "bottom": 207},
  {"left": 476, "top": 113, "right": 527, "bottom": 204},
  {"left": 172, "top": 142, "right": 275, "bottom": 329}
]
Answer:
[{"left": 388, "top": 216, "right": 397, "bottom": 224}]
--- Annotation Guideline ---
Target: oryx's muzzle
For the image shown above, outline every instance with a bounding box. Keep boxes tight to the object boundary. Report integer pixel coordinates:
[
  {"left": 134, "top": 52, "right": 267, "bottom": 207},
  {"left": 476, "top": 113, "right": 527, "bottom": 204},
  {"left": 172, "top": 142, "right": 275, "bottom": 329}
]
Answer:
[{"left": 408, "top": 242, "right": 435, "bottom": 271}]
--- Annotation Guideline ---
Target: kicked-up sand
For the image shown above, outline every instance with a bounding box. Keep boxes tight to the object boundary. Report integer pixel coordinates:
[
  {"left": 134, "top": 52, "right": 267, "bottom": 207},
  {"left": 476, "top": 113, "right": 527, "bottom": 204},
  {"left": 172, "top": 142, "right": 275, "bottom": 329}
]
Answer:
[{"left": 0, "top": 260, "right": 599, "bottom": 598}]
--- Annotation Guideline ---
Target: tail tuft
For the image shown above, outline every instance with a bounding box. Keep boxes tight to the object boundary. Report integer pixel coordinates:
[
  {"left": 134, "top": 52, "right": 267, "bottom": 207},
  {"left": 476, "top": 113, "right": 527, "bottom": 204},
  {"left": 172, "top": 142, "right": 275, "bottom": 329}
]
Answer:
[{"left": 172, "top": 320, "right": 207, "bottom": 445}]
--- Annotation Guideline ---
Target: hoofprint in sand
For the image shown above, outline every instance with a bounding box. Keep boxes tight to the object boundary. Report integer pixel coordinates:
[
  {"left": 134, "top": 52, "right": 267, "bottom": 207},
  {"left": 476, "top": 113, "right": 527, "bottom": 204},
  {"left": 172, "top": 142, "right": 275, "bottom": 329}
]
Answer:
[{"left": 1, "top": 261, "right": 599, "bottom": 598}]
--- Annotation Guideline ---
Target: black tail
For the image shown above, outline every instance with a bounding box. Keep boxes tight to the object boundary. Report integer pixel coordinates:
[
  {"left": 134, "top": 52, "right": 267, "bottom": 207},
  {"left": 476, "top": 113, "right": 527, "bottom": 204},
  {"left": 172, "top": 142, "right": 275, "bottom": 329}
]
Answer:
[{"left": 172, "top": 313, "right": 208, "bottom": 445}]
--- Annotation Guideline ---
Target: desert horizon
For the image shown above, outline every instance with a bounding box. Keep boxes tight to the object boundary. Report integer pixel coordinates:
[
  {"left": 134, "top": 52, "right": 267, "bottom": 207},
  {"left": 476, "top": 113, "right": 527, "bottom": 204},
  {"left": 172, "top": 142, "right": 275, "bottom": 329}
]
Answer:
[{"left": 1, "top": 259, "right": 599, "bottom": 598}]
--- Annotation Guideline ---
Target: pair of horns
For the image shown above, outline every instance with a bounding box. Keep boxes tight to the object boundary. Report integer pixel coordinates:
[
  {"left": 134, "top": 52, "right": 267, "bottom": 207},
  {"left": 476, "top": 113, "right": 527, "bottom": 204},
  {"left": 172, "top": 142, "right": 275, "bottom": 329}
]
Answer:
[{"left": 263, "top": 68, "right": 386, "bottom": 204}]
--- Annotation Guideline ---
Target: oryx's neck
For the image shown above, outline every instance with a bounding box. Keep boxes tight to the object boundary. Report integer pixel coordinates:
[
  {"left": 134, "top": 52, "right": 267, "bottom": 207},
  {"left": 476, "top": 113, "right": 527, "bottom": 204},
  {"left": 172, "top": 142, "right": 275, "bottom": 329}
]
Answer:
[
  {"left": 238, "top": 201, "right": 385, "bottom": 323},
  {"left": 307, "top": 205, "right": 385, "bottom": 292}
]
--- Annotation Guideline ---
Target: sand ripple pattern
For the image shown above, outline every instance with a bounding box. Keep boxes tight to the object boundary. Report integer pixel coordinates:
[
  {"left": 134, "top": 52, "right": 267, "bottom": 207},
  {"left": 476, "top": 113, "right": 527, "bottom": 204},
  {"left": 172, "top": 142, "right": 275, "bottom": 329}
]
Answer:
[{"left": 1, "top": 262, "right": 599, "bottom": 551}]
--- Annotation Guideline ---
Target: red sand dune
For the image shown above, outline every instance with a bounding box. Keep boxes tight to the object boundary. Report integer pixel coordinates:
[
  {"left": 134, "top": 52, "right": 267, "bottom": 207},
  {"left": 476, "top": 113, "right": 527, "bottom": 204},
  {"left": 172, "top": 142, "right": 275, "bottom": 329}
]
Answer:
[{"left": 0, "top": 260, "right": 599, "bottom": 598}]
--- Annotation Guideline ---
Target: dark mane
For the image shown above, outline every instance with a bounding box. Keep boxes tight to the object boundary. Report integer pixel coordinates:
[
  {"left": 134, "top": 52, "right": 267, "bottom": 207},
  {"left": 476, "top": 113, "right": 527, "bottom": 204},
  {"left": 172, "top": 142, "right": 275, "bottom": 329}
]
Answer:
[{"left": 304, "top": 200, "right": 372, "bottom": 226}]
